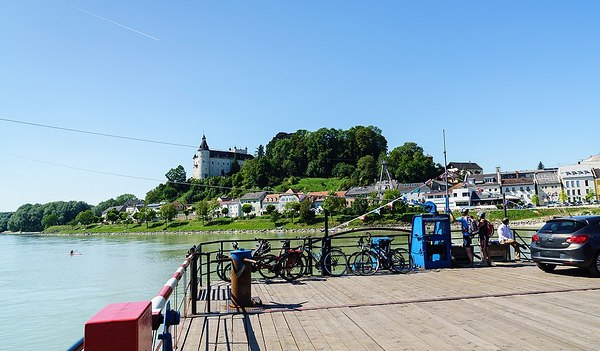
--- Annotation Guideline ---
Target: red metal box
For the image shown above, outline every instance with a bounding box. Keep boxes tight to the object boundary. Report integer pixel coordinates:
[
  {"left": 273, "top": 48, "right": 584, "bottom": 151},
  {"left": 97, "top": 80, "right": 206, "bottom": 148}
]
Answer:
[{"left": 84, "top": 301, "right": 152, "bottom": 351}]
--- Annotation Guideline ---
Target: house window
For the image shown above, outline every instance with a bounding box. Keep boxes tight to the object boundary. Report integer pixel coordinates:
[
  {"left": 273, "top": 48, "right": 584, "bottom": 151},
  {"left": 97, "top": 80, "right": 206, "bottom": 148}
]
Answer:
[
  {"left": 585, "top": 180, "right": 589, "bottom": 186},
  {"left": 576, "top": 180, "right": 580, "bottom": 187}
]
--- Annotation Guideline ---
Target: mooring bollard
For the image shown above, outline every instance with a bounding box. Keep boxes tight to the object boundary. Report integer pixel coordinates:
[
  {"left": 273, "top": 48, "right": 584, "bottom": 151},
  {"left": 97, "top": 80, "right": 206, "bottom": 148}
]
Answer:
[{"left": 229, "top": 249, "right": 253, "bottom": 308}]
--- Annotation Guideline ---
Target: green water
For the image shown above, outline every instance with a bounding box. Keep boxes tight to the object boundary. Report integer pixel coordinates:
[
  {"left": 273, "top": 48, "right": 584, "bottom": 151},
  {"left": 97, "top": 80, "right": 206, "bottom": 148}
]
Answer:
[{"left": 0, "top": 232, "right": 251, "bottom": 350}]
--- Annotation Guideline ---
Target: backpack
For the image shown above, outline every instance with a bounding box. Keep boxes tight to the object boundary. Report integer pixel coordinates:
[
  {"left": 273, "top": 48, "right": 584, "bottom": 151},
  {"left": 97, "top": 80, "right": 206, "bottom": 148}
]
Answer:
[
  {"left": 487, "top": 221, "right": 494, "bottom": 238},
  {"left": 468, "top": 217, "right": 478, "bottom": 236},
  {"left": 479, "top": 218, "right": 492, "bottom": 237}
]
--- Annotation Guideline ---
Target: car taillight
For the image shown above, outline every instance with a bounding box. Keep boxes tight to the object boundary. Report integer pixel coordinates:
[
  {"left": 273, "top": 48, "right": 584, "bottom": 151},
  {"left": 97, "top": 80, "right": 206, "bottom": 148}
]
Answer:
[
  {"left": 531, "top": 234, "right": 540, "bottom": 243},
  {"left": 566, "top": 234, "right": 590, "bottom": 244}
]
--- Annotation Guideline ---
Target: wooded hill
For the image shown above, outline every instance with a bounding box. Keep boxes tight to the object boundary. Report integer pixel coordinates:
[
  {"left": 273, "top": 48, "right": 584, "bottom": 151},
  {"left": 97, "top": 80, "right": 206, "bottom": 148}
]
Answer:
[{"left": 146, "top": 125, "right": 443, "bottom": 205}]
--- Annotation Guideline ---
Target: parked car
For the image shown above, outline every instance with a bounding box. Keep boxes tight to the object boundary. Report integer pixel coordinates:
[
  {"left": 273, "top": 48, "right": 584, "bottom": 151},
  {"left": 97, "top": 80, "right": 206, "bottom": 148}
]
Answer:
[{"left": 530, "top": 216, "right": 600, "bottom": 276}]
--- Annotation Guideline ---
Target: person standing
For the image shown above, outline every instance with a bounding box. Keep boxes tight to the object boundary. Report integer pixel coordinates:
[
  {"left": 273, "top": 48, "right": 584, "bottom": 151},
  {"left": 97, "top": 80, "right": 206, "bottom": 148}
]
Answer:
[
  {"left": 478, "top": 212, "right": 492, "bottom": 266},
  {"left": 497, "top": 217, "right": 522, "bottom": 261},
  {"left": 451, "top": 208, "right": 475, "bottom": 267}
]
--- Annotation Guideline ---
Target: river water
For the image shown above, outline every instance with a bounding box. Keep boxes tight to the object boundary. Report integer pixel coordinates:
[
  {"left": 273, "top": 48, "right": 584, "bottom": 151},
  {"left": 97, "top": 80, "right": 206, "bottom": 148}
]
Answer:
[{"left": 0, "top": 232, "right": 252, "bottom": 351}]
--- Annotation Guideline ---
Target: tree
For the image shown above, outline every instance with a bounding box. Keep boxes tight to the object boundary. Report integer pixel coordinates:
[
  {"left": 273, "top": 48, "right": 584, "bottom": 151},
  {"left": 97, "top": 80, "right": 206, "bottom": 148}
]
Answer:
[
  {"left": 241, "top": 204, "right": 253, "bottom": 218},
  {"left": 160, "top": 203, "right": 178, "bottom": 226},
  {"left": 585, "top": 191, "right": 596, "bottom": 202},
  {"left": 270, "top": 210, "right": 281, "bottom": 224},
  {"left": 221, "top": 207, "right": 229, "bottom": 217},
  {"left": 387, "top": 142, "right": 442, "bottom": 183},
  {"left": 322, "top": 191, "right": 347, "bottom": 215},
  {"left": 284, "top": 202, "right": 301, "bottom": 223},
  {"left": 349, "top": 198, "right": 368, "bottom": 216},
  {"left": 298, "top": 199, "right": 315, "bottom": 224},
  {"left": 165, "top": 165, "right": 187, "bottom": 183},
  {"left": 195, "top": 200, "right": 209, "bottom": 225},
  {"left": 531, "top": 194, "right": 540, "bottom": 206},
  {"left": 75, "top": 210, "right": 97, "bottom": 227},
  {"left": 42, "top": 213, "right": 59, "bottom": 229},
  {"left": 559, "top": 190, "right": 568, "bottom": 203},
  {"left": 0, "top": 212, "right": 11, "bottom": 232},
  {"left": 265, "top": 204, "right": 276, "bottom": 214},
  {"left": 106, "top": 208, "right": 120, "bottom": 223},
  {"left": 353, "top": 155, "right": 377, "bottom": 185},
  {"left": 8, "top": 204, "right": 44, "bottom": 232}
]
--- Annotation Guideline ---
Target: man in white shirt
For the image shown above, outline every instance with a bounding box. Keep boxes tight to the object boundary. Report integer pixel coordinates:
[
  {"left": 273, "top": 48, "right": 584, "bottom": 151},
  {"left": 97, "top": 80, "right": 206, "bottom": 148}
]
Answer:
[{"left": 497, "top": 217, "right": 521, "bottom": 261}]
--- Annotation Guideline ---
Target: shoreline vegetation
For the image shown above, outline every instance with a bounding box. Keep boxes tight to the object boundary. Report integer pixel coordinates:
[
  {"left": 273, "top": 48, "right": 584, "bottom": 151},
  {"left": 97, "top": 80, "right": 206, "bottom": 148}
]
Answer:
[{"left": 4, "top": 206, "right": 596, "bottom": 236}]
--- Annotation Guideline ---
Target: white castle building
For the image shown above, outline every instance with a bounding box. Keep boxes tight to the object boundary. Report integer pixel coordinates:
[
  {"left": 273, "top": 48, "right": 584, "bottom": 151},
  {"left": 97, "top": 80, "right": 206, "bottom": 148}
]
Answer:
[{"left": 192, "top": 135, "right": 254, "bottom": 179}]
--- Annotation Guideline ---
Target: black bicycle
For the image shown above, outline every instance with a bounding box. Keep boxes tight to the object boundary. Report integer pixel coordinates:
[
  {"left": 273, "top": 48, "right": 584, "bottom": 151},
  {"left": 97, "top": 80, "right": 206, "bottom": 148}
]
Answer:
[
  {"left": 298, "top": 237, "right": 348, "bottom": 277},
  {"left": 349, "top": 233, "right": 406, "bottom": 275},
  {"left": 216, "top": 239, "right": 273, "bottom": 282}
]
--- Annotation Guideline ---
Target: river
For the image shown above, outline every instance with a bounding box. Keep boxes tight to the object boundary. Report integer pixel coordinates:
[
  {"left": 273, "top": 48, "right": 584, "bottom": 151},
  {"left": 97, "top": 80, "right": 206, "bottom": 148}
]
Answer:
[{"left": 0, "top": 232, "right": 259, "bottom": 351}]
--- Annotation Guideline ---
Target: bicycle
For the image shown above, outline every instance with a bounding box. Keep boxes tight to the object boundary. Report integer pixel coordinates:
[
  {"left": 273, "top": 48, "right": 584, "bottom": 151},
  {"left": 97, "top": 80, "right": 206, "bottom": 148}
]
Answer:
[
  {"left": 298, "top": 236, "right": 348, "bottom": 277},
  {"left": 257, "top": 239, "right": 305, "bottom": 282},
  {"left": 370, "top": 236, "right": 406, "bottom": 273},
  {"left": 349, "top": 233, "right": 406, "bottom": 275},
  {"left": 348, "top": 234, "right": 379, "bottom": 275},
  {"left": 216, "top": 239, "right": 273, "bottom": 282}
]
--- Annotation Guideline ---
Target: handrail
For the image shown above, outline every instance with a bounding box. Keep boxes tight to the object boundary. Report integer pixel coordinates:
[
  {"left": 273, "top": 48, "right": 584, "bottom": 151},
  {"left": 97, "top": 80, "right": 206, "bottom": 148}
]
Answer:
[{"left": 66, "top": 337, "right": 84, "bottom": 351}]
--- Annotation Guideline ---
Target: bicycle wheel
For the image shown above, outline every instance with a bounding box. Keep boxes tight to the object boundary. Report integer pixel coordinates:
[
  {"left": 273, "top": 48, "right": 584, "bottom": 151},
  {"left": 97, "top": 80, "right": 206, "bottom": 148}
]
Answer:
[
  {"left": 257, "top": 254, "right": 279, "bottom": 279},
  {"left": 351, "top": 250, "right": 379, "bottom": 275},
  {"left": 389, "top": 249, "right": 406, "bottom": 273},
  {"left": 216, "top": 261, "right": 232, "bottom": 282},
  {"left": 323, "top": 249, "right": 348, "bottom": 276},
  {"left": 279, "top": 253, "right": 305, "bottom": 281}
]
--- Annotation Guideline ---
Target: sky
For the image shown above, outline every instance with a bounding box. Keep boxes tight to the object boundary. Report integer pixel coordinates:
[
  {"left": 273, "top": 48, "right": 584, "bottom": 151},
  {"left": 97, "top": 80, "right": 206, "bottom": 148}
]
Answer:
[{"left": 1, "top": 1, "right": 600, "bottom": 212}]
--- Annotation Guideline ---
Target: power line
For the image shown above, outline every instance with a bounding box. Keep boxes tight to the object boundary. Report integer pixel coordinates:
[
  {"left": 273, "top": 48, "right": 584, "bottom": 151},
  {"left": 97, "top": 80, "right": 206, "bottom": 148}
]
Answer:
[
  {"left": 0, "top": 117, "right": 197, "bottom": 148},
  {"left": 0, "top": 150, "right": 267, "bottom": 194}
]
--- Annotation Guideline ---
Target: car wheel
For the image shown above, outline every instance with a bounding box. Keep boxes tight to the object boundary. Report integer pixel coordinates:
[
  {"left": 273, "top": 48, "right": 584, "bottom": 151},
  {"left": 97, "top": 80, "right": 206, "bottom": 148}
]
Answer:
[
  {"left": 536, "top": 263, "right": 556, "bottom": 273},
  {"left": 588, "top": 251, "right": 600, "bottom": 277}
]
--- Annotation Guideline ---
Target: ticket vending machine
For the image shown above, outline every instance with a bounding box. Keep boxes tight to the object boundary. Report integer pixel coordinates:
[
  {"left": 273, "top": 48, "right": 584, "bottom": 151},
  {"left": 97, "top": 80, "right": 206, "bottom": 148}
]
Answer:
[{"left": 410, "top": 202, "right": 452, "bottom": 269}]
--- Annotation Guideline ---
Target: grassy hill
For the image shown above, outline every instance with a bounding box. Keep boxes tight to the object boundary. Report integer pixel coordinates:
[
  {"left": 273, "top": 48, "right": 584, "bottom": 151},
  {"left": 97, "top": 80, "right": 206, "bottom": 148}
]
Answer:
[{"left": 274, "top": 177, "right": 349, "bottom": 193}]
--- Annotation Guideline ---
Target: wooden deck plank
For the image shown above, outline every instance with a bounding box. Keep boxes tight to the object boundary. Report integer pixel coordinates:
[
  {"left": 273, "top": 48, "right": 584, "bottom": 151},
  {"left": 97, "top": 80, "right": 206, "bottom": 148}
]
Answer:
[
  {"left": 280, "top": 311, "right": 316, "bottom": 351},
  {"left": 182, "top": 264, "right": 600, "bottom": 350},
  {"left": 327, "top": 308, "right": 380, "bottom": 351},
  {"left": 256, "top": 312, "right": 283, "bottom": 351},
  {"left": 178, "top": 316, "right": 202, "bottom": 351},
  {"left": 472, "top": 295, "right": 598, "bottom": 349}
]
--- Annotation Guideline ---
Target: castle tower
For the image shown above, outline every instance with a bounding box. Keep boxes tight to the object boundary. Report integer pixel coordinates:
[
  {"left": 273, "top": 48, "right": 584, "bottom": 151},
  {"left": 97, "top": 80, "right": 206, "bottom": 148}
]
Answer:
[{"left": 192, "top": 135, "right": 211, "bottom": 179}]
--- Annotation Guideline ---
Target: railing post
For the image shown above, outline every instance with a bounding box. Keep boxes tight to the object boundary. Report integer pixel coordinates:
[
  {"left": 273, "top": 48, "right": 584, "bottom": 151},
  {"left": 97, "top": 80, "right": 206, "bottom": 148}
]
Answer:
[
  {"left": 206, "top": 252, "right": 211, "bottom": 314},
  {"left": 191, "top": 252, "right": 198, "bottom": 315},
  {"left": 198, "top": 244, "right": 203, "bottom": 288}
]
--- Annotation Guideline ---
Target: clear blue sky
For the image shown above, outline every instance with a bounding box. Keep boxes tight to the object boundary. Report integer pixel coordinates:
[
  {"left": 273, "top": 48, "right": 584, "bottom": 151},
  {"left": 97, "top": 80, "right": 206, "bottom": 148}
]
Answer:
[{"left": 1, "top": 1, "right": 599, "bottom": 212}]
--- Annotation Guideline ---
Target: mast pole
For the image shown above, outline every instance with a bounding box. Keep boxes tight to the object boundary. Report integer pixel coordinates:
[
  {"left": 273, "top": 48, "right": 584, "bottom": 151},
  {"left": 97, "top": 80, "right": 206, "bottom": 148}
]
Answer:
[{"left": 443, "top": 130, "right": 449, "bottom": 213}]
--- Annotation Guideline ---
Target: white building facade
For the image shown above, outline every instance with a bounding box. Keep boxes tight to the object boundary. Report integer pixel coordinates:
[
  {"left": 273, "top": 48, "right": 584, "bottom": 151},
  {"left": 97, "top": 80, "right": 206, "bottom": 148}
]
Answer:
[{"left": 192, "top": 135, "right": 254, "bottom": 179}]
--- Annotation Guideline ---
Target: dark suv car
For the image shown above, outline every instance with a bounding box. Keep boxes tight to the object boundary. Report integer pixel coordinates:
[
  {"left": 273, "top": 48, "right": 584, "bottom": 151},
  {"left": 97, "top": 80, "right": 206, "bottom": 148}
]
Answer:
[{"left": 530, "top": 215, "right": 600, "bottom": 276}]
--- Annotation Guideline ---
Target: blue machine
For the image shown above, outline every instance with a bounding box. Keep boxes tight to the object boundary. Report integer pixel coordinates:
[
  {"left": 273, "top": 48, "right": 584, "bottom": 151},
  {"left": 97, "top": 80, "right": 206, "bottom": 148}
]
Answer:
[{"left": 410, "top": 202, "right": 452, "bottom": 269}]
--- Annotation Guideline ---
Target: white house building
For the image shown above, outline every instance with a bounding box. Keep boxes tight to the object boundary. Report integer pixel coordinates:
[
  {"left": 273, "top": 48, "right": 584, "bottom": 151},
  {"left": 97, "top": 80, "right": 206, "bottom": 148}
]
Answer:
[{"left": 559, "top": 164, "right": 595, "bottom": 203}]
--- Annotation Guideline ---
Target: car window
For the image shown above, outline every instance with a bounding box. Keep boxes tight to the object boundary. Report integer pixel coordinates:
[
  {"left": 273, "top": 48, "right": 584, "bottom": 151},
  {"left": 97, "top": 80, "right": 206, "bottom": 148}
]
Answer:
[{"left": 538, "top": 220, "right": 587, "bottom": 234}]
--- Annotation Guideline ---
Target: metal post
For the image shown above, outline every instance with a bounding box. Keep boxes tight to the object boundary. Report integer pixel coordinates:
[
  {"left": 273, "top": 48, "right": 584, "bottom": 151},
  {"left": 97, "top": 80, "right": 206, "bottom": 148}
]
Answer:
[
  {"left": 206, "top": 252, "right": 211, "bottom": 313},
  {"left": 190, "top": 252, "right": 198, "bottom": 315},
  {"left": 503, "top": 193, "right": 508, "bottom": 218},
  {"left": 322, "top": 210, "right": 331, "bottom": 275}
]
